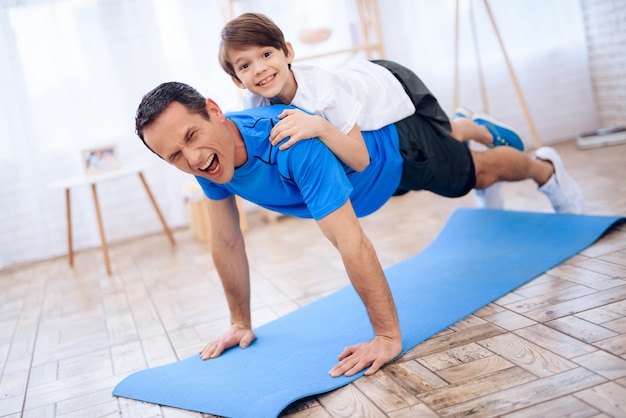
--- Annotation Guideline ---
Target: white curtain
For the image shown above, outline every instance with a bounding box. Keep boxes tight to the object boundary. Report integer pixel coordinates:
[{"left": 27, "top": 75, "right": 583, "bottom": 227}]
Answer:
[
  {"left": 0, "top": 0, "right": 241, "bottom": 269},
  {"left": 0, "top": 0, "right": 596, "bottom": 270}
]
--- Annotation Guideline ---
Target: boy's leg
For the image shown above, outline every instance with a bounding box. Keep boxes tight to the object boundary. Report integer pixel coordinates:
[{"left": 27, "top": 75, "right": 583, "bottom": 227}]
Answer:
[
  {"left": 371, "top": 59, "right": 452, "bottom": 138},
  {"left": 451, "top": 108, "right": 525, "bottom": 151},
  {"left": 394, "top": 109, "right": 476, "bottom": 198}
]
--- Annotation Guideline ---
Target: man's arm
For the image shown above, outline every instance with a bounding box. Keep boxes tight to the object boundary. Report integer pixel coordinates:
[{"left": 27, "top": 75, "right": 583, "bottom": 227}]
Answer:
[
  {"left": 199, "top": 194, "right": 256, "bottom": 360},
  {"left": 316, "top": 199, "right": 402, "bottom": 377}
]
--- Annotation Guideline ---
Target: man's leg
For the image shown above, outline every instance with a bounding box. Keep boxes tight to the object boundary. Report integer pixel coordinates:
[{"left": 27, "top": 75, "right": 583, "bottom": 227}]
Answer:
[
  {"left": 451, "top": 108, "right": 512, "bottom": 209},
  {"left": 471, "top": 146, "right": 584, "bottom": 213}
]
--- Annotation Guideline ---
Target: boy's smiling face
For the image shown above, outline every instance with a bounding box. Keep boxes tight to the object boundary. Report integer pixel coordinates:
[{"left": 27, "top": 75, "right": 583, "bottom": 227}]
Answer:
[{"left": 227, "top": 44, "right": 297, "bottom": 104}]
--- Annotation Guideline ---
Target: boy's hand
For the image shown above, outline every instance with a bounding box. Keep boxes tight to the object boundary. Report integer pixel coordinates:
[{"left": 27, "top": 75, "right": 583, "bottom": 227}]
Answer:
[{"left": 270, "top": 109, "right": 326, "bottom": 150}]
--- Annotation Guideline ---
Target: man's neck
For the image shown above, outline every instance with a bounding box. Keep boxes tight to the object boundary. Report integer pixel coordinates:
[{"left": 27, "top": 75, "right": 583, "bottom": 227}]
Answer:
[{"left": 224, "top": 118, "right": 248, "bottom": 168}]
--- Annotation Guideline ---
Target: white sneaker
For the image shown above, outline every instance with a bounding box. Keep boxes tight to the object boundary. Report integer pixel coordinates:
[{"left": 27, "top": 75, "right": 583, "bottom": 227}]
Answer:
[
  {"left": 534, "top": 147, "right": 584, "bottom": 214},
  {"left": 473, "top": 182, "right": 504, "bottom": 209}
]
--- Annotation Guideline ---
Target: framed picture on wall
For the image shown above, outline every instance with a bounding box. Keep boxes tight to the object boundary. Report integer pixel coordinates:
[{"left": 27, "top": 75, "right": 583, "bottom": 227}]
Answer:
[{"left": 81, "top": 144, "right": 120, "bottom": 175}]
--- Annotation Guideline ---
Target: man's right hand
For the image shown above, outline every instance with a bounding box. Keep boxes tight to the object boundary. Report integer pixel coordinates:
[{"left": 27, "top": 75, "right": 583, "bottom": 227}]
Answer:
[{"left": 199, "top": 323, "right": 256, "bottom": 360}]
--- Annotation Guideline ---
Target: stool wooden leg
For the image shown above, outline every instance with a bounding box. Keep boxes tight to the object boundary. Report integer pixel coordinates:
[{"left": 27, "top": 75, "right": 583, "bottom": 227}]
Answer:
[
  {"left": 138, "top": 172, "right": 176, "bottom": 246},
  {"left": 65, "top": 188, "right": 74, "bottom": 267},
  {"left": 91, "top": 184, "right": 112, "bottom": 275}
]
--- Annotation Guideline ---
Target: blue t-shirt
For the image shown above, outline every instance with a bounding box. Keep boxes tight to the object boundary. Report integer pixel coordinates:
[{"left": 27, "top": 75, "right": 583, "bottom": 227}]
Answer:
[{"left": 196, "top": 105, "right": 403, "bottom": 220}]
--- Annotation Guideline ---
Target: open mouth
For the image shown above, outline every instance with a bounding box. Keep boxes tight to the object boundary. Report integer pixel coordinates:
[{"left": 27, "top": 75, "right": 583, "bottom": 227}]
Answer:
[
  {"left": 257, "top": 74, "right": 275, "bottom": 87},
  {"left": 200, "top": 153, "right": 219, "bottom": 174}
]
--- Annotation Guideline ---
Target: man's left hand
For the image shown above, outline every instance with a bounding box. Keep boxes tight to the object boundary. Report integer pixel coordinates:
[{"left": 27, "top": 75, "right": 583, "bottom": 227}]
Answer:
[{"left": 328, "top": 335, "right": 402, "bottom": 377}]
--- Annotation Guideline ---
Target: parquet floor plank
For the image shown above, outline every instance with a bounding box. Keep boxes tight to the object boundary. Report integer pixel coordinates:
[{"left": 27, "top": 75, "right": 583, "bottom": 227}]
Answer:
[
  {"left": 400, "top": 323, "right": 507, "bottom": 360},
  {"left": 417, "top": 366, "right": 537, "bottom": 410},
  {"left": 576, "top": 300, "right": 626, "bottom": 324},
  {"left": 500, "top": 396, "right": 600, "bottom": 418},
  {"left": 522, "top": 284, "right": 626, "bottom": 323},
  {"left": 387, "top": 403, "right": 439, "bottom": 417},
  {"left": 478, "top": 333, "right": 577, "bottom": 377},
  {"left": 546, "top": 315, "right": 620, "bottom": 343},
  {"left": 435, "top": 355, "right": 514, "bottom": 384},
  {"left": 384, "top": 360, "right": 448, "bottom": 395},
  {"left": 572, "top": 350, "right": 626, "bottom": 379},
  {"left": 352, "top": 370, "right": 419, "bottom": 413},
  {"left": 513, "top": 323, "right": 597, "bottom": 358},
  {"left": 574, "top": 382, "right": 626, "bottom": 417},
  {"left": 317, "top": 385, "right": 387, "bottom": 418},
  {"left": 503, "top": 283, "right": 597, "bottom": 315},
  {"left": 593, "top": 335, "right": 626, "bottom": 357},
  {"left": 434, "top": 367, "right": 606, "bottom": 417}
]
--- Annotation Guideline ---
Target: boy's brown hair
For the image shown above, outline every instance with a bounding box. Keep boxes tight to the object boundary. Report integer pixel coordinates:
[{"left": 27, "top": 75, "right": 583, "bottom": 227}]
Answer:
[{"left": 219, "top": 12, "right": 290, "bottom": 79}]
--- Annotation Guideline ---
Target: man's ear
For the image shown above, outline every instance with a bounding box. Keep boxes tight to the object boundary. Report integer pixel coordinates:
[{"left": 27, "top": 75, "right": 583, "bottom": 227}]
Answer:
[
  {"left": 286, "top": 42, "right": 295, "bottom": 64},
  {"left": 231, "top": 75, "right": 246, "bottom": 89},
  {"left": 205, "top": 98, "right": 225, "bottom": 121}
]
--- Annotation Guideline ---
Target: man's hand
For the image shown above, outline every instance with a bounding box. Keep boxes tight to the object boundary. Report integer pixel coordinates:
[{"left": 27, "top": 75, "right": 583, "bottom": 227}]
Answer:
[
  {"left": 270, "top": 109, "right": 326, "bottom": 150},
  {"left": 328, "top": 335, "right": 402, "bottom": 377},
  {"left": 199, "top": 323, "right": 256, "bottom": 360}
]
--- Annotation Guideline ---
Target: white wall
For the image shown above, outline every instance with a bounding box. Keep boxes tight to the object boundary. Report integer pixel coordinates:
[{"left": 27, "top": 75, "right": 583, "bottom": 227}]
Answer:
[{"left": 581, "top": 0, "right": 626, "bottom": 129}]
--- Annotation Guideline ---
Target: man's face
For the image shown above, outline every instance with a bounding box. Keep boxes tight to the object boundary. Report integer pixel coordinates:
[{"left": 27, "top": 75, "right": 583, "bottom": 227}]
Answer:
[{"left": 143, "top": 100, "right": 237, "bottom": 183}]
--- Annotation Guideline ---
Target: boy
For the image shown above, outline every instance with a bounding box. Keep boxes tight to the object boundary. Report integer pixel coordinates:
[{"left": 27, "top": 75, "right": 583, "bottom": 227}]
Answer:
[{"left": 219, "top": 12, "right": 525, "bottom": 176}]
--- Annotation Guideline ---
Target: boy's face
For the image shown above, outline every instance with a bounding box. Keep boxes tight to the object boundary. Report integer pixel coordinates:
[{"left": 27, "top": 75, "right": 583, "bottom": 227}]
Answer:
[
  {"left": 143, "top": 99, "right": 238, "bottom": 184},
  {"left": 228, "top": 44, "right": 296, "bottom": 102}
]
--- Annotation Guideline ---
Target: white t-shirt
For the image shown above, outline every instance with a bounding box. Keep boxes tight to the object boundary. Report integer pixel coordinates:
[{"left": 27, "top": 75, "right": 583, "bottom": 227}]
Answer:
[{"left": 242, "top": 59, "right": 416, "bottom": 134}]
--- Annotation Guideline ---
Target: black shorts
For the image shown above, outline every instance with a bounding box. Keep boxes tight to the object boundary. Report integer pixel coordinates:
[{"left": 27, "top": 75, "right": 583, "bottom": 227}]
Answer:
[{"left": 372, "top": 60, "right": 476, "bottom": 198}]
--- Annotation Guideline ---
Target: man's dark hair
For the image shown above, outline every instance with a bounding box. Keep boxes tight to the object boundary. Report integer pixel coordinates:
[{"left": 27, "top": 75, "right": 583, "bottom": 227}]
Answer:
[
  {"left": 135, "top": 81, "right": 209, "bottom": 155},
  {"left": 219, "top": 12, "right": 290, "bottom": 79}
]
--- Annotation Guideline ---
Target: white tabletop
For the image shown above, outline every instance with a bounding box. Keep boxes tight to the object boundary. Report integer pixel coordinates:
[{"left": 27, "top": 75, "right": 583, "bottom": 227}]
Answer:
[{"left": 47, "top": 162, "right": 154, "bottom": 189}]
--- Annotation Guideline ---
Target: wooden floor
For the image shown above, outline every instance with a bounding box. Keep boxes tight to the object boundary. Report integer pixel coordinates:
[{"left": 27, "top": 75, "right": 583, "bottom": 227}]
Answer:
[{"left": 2, "top": 140, "right": 626, "bottom": 418}]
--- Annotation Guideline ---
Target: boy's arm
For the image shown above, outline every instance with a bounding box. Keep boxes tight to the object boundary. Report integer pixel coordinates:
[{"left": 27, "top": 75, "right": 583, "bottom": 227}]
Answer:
[
  {"left": 270, "top": 108, "right": 370, "bottom": 172},
  {"left": 199, "top": 195, "right": 256, "bottom": 360}
]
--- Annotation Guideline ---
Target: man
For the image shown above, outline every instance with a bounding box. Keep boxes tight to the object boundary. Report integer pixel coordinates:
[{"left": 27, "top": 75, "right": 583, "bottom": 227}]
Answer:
[{"left": 135, "top": 71, "right": 583, "bottom": 378}]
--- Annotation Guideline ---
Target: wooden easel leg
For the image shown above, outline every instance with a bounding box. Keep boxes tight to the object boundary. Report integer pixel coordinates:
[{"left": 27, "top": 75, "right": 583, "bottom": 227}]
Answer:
[
  {"left": 470, "top": 0, "right": 489, "bottom": 114},
  {"left": 65, "top": 188, "right": 74, "bottom": 267},
  {"left": 355, "top": 0, "right": 386, "bottom": 59},
  {"left": 91, "top": 184, "right": 112, "bottom": 275},
  {"left": 483, "top": 0, "right": 542, "bottom": 149},
  {"left": 138, "top": 172, "right": 176, "bottom": 246}
]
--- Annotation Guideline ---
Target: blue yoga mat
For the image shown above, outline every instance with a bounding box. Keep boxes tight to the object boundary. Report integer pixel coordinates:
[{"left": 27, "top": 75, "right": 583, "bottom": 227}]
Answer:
[{"left": 113, "top": 208, "right": 623, "bottom": 418}]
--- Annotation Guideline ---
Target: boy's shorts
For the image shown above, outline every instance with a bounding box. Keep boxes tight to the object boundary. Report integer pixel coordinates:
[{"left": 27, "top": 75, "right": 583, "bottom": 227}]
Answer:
[{"left": 372, "top": 60, "right": 476, "bottom": 198}]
